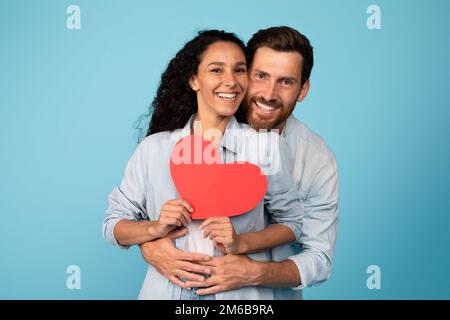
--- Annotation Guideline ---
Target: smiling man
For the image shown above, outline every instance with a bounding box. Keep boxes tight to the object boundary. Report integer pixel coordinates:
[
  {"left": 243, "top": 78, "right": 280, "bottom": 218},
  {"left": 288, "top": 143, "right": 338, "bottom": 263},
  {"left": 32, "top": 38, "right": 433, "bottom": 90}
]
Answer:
[{"left": 140, "top": 26, "right": 339, "bottom": 300}]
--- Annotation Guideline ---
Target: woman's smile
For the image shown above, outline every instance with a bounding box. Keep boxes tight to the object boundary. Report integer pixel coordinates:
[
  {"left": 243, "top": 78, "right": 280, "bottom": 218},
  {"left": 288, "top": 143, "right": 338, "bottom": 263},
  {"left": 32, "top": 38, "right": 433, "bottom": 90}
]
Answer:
[{"left": 215, "top": 91, "right": 240, "bottom": 102}]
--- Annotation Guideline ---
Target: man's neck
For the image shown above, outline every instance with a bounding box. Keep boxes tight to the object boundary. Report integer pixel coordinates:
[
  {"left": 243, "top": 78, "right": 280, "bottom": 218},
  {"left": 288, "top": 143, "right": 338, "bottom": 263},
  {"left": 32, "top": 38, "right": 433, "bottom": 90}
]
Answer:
[{"left": 274, "top": 119, "right": 288, "bottom": 135}]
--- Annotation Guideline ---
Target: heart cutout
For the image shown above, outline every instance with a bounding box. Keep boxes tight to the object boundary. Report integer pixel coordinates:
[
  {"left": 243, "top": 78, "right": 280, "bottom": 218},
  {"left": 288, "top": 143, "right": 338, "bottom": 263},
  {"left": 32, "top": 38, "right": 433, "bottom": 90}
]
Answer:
[{"left": 170, "top": 134, "right": 268, "bottom": 220}]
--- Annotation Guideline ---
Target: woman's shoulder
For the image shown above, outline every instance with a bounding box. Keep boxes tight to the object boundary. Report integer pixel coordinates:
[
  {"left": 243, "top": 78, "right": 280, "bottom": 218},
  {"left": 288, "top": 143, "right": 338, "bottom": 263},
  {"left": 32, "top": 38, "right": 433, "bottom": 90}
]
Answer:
[{"left": 138, "top": 129, "right": 183, "bottom": 153}]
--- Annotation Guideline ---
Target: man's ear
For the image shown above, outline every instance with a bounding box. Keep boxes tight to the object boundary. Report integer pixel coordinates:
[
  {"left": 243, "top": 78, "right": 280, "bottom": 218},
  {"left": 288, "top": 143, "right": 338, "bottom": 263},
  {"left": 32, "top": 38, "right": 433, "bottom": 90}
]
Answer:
[
  {"left": 189, "top": 75, "right": 199, "bottom": 92},
  {"left": 297, "top": 79, "right": 310, "bottom": 103}
]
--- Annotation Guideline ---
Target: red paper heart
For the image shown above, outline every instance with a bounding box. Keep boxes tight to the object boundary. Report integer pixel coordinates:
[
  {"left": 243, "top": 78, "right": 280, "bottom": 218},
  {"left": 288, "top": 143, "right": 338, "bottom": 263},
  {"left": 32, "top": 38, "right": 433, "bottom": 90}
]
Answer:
[{"left": 170, "top": 134, "right": 268, "bottom": 220}]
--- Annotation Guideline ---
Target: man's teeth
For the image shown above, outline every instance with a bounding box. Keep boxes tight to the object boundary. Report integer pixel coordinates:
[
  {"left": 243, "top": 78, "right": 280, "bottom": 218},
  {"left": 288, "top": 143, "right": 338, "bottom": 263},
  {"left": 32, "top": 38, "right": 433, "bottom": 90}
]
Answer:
[
  {"left": 256, "top": 101, "right": 276, "bottom": 111},
  {"left": 217, "top": 92, "right": 237, "bottom": 100}
]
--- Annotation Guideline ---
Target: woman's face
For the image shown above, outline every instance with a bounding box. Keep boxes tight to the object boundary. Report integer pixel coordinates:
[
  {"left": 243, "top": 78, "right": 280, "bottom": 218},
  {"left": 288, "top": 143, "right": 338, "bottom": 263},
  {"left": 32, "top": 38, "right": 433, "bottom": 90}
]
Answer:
[{"left": 189, "top": 41, "right": 248, "bottom": 119}]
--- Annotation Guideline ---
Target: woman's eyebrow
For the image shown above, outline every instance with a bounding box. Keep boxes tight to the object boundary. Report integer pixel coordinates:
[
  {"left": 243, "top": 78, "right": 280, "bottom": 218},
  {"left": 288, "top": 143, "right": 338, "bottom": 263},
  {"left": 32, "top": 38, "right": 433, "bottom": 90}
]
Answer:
[
  {"left": 207, "top": 62, "right": 225, "bottom": 67},
  {"left": 207, "top": 61, "right": 247, "bottom": 67}
]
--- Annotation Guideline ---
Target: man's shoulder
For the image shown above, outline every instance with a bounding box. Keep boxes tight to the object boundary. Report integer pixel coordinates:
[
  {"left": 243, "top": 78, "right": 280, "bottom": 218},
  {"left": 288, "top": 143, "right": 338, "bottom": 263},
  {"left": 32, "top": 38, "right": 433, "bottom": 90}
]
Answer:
[{"left": 286, "top": 116, "right": 336, "bottom": 163}]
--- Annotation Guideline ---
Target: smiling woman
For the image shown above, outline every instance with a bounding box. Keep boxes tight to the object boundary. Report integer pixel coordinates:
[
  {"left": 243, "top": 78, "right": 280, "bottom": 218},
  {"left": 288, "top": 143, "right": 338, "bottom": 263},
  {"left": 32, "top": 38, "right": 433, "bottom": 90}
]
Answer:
[
  {"left": 187, "top": 40, "right": 248, "bottom": 132},
  {"left": 144, "top": 31, "right": 248, "bottom": 136}
]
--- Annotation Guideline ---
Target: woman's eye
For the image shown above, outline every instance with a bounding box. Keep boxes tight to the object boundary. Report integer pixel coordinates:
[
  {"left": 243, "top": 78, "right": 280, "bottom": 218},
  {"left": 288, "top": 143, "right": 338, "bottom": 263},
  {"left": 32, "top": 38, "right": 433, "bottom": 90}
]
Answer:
[
  {"left": 235, "top": 68, "right": 247, "bottom": 73},
  {"left": 210, "top": 68, "right": 222, "bottom": 73}
]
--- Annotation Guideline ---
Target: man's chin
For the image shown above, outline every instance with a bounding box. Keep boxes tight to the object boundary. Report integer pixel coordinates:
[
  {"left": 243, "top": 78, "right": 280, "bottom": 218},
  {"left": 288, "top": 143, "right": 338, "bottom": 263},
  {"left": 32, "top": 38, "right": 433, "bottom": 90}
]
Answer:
[{"left": 248, "top": 116, "right": 277, "bottom": 131}]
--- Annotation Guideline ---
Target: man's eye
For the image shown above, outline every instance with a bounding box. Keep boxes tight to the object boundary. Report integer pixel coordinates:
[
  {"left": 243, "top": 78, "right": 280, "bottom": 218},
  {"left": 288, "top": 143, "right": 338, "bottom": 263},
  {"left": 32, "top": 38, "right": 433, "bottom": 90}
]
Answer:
[
  {"left": 281, "top": 80, "right": 293, "bottom": 86},
  {"left": 255, "top": 73, "right": 265, "bottom": 79},
  {"left": 210, "top": 68, "right": 222, "bottom": 73}
]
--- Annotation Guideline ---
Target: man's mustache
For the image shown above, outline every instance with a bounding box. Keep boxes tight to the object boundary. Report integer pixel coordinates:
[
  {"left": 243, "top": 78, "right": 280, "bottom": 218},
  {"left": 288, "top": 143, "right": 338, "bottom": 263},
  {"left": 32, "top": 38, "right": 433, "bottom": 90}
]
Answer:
[{"left": 252, "top": 97, "right": 283, "bottom": 109}]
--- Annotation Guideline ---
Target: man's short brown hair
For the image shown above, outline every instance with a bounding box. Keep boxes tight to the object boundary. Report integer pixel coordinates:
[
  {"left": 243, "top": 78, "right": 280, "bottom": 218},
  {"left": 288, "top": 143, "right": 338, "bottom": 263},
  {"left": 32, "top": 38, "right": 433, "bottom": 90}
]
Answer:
[{"left": 247, "top": 26, "right": 314, "bottom": 86}]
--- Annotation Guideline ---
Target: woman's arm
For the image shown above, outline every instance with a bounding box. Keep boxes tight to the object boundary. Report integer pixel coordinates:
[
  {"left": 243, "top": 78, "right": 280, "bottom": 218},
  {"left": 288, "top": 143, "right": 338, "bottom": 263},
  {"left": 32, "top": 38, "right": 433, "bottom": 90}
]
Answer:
[
  {"left": 234, "top": 224, "right": 295, "bottom": 254},
  {"left": 114, "top": 198, "right": 193, "bottom": 247},
  {"left": 200, "top": 218, "right": 295, "bottom": 255},
  {"left": 113, "top": 220, "right": 168, "bottom": 247}
]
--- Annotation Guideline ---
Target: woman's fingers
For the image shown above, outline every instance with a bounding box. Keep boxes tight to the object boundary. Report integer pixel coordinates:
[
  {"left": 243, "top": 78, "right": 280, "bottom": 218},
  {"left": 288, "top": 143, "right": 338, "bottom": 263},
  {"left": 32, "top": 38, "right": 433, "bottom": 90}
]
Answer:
[
  {"left": 159, "top": 214, "right": 183, "bottom": 227},
  {"left": 202, "top": 222, "right": 233, "bottom": 240},
  {"left": 204, "top": 229, "right": 230, "bottom": 240},
  {"left": 164, "top": 210, "right": 190, "bottom": 226},
  {"left": 199, "top": 217, "right": 230, "bottom": 230},
  {"left": 161, "top": 205, "right": 191, "bottom": 225},
  {"left": 167, "top": 199, "right": 194, "bottom": 213},
  {"left": 212, "top": 236, "right": 231, "bottom": 245}
]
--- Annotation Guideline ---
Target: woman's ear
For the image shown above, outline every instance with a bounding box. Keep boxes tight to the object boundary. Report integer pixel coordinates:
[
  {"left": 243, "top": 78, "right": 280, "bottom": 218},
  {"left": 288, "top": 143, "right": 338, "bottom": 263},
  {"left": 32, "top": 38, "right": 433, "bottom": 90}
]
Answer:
[{"left": 189, "top": 75, "right": 199, "bottom": 92}]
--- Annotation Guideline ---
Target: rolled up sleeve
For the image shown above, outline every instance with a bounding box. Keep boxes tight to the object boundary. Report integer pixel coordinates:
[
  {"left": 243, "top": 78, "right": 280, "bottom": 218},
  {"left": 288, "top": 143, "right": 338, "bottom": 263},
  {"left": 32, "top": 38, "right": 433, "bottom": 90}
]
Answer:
[
  {"left": 102, "top": 143, "right": 149, "bottom": 250},
  {"left": 289, "top": 156, "right": 339, "bottom": 289}
]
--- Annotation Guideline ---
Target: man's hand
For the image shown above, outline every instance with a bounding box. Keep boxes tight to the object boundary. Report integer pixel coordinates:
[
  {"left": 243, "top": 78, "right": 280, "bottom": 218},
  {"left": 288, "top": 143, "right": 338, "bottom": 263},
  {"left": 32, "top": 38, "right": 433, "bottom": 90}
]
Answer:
[
  {"left": 140, "top": 228, "right": 212, "bottom": 289},
  {"left": 183, "top": 254, "right": 261, "bottom": 295}
]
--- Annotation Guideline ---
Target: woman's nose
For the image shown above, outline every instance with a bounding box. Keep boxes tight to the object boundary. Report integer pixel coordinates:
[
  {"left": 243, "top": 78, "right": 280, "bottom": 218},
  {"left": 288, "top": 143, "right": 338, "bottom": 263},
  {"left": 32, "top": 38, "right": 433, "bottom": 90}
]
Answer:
[{"left": 223, "top": 71, "right": 238, "bottom": 87}]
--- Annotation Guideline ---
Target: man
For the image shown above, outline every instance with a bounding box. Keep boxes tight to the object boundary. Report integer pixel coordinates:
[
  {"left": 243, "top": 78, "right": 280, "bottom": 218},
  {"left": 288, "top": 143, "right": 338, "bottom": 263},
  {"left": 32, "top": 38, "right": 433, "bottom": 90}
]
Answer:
[{"left": 139, "top": 26, "right": 339, "bottom": 299}]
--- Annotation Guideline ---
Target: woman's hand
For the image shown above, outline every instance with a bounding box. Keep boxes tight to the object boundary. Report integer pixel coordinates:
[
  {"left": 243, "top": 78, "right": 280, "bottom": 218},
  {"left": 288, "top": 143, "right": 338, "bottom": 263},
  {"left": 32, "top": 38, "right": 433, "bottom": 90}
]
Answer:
[
  {"left": 155, "top": 198, "right": 193, "bottom": 237},
  {"left": 199, "top": 217, "right": 242, "bottom": 254}
]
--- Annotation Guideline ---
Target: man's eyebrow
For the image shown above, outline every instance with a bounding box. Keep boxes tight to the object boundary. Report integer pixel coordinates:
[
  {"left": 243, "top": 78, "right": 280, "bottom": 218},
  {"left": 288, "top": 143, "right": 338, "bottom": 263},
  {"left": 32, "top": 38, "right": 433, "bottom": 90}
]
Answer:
[
  {"left": 252, "top": 69, "right": 270, "bottom": 76},
  {"left": 278, "top": 76, "right": 298, "bottom": 83}
]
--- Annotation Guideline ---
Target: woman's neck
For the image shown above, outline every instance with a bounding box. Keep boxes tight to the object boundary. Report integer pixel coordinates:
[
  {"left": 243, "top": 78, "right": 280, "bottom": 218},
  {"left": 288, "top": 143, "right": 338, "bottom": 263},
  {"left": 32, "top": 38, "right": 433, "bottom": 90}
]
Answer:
[{"left": 192, "top": 111, "right": 231, "bottom": 144}]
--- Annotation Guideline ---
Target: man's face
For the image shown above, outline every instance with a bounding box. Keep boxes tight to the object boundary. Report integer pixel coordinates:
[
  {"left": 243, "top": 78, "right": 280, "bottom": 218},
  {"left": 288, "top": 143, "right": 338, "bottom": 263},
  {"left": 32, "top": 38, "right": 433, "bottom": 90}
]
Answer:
[{"left": 243, "top": 46, "right": 307, "bottom": 131}]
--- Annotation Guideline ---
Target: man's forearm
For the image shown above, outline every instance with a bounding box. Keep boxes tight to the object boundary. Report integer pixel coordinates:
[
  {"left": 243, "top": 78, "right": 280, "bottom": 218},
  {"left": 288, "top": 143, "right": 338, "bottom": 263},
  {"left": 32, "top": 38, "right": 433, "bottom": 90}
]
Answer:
[{"left": 252, "top": 259, "right": 301, "bottom": 288}]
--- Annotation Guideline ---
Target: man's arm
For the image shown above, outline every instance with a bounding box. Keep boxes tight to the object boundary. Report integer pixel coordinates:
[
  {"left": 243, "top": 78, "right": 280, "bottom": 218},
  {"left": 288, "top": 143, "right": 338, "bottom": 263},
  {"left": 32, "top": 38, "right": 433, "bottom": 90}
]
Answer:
[
  {"left": 183, "top": 254, "right": 301, "bottom": 295},
  {"left": 188, "top": 155, "right": 339, "bottom": 294},
  {"left": 139, "top": 229, "right": 214, "bottom": 289},
  {"left": 255, "top": 259, "right": 301, "bottom": 288},
  {"left": 285, "top": 156, "right": 339, "bottom": 289}
]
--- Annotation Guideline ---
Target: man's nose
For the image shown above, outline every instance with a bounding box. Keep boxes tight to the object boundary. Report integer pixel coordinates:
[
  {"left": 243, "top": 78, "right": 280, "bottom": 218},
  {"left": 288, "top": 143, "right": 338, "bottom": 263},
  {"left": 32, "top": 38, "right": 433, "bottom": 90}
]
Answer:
[{"left": 261, "top": 82, "right": 278, "bottom": 101}]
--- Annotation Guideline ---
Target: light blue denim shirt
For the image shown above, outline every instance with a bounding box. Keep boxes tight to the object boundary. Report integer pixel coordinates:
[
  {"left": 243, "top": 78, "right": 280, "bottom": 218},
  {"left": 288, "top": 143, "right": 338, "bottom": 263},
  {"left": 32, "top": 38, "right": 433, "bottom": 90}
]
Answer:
[
  {"left": 103, "top": 114, "right": 304, "bottom": 300},
  {"left": 272, "top": 115, "right": 339, "bottom": 300}
]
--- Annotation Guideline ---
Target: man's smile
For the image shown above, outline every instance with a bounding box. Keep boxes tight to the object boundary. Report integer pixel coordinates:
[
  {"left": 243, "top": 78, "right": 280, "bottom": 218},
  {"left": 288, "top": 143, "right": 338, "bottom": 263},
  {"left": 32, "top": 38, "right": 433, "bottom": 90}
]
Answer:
[{"left": 252, "top": 99, "right": 281, "bottom": 116}]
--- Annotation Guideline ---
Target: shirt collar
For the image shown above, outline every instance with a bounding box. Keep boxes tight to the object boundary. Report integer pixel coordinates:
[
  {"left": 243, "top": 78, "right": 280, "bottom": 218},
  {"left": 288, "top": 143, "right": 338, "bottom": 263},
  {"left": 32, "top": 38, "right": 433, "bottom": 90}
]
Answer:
[
  {"left": 282, "top": 114, "right": 295, "bottom": 139},
  {"left": 178, "top": 114, "right": 242, "bottom": 154}
]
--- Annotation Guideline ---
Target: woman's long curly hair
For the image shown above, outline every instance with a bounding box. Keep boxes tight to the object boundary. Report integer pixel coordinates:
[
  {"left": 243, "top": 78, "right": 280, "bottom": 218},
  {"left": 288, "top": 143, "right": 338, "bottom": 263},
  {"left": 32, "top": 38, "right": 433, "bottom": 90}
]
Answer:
[{"left": 141, "top": 30, "right": 246, "bottom": 138}]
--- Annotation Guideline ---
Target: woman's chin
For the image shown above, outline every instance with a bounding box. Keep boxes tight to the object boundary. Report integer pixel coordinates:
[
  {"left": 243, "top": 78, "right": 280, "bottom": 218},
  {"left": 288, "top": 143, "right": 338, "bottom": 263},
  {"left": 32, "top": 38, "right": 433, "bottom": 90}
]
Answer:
[
  {"left": 219, "top": 110, "right": 238, "bottom": 118},
  {"left": 215, "top": 105, "right": 240, "bottom": 117}
]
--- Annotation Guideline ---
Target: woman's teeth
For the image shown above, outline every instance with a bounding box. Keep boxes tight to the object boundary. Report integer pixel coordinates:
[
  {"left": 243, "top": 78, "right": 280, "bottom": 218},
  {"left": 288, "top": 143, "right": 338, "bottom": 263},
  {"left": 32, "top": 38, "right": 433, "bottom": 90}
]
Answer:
[
  {"left": 217, "top": 92, "right": 238, "bottom": 100},
  {"left": 255, "top": 101, "right": 276, "bottom": 111}
]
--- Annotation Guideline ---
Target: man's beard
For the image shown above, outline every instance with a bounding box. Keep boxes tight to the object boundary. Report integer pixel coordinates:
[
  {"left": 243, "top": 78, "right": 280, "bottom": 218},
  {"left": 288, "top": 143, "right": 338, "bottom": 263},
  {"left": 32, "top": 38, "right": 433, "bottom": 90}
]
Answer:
[{"left": 244, "top": 97, "right": 294, "bottom": 131}]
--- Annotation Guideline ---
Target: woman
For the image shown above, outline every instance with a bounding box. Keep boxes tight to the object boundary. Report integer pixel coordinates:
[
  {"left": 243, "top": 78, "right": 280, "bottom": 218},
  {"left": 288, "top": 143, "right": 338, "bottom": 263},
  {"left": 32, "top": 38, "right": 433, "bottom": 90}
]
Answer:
[{"left": 103, "top": 30, "right": 303, "bottom": 299}]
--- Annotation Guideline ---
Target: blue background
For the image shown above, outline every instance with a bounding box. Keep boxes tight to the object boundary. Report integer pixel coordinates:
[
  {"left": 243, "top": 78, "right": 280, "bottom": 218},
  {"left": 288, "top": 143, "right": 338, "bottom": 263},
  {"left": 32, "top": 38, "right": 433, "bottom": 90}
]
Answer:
[{"left": 1, "top": 0, "right": 449, "bottom": 299}]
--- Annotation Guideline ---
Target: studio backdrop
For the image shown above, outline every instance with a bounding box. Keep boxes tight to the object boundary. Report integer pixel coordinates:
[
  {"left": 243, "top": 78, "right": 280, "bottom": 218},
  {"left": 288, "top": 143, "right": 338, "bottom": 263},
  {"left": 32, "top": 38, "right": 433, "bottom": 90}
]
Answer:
[{"left": 1, "top": 0, "right": 449, "bottom": 299}]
